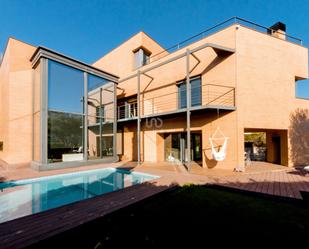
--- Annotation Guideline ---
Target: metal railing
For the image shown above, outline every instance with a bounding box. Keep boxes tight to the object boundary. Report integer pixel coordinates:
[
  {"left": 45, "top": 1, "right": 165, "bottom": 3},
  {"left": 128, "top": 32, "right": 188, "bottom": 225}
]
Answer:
[
  {"left": 117, "top": 102, "right": 138, "bottom": 120},
  {"left": 147, "top": 16, "right": 302, "bottom": 65},
  {"left": 117, "top": 83, "right": 235, "bottom": 120}
]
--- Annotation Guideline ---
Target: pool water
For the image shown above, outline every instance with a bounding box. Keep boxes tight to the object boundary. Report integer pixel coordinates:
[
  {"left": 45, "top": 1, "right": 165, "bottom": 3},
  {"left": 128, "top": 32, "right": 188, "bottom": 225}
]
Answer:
[{"left": 0, "top": 168, "right": 158, "bottom": 223}]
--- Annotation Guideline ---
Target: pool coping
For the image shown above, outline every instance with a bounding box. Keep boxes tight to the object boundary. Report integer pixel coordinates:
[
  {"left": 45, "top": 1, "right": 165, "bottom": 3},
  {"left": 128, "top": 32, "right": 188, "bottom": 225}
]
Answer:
[{"left": 0, "top": 167, "right": 159, "bottom": 187}]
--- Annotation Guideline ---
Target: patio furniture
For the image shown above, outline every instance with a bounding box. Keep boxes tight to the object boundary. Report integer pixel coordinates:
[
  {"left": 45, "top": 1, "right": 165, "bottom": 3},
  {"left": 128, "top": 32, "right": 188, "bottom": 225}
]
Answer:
[
  {"left": 209, "top": 127, "right": 228, "bottom": 161},
  {"left": 62, "top": 153, "right": 83, "bottom": 162}
]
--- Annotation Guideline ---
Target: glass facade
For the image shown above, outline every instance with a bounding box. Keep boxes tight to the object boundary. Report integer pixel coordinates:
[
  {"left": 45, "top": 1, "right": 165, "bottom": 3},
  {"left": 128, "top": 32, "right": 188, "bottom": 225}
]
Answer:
[
  {"left": 87, "top": 74, "right": 115, "bottom": 160},
  {"left": 32, "top": 57, "right": 117, "bottom": 166},
  {"left": 48, "top": 61, "right": 84, "bottom": 163}
]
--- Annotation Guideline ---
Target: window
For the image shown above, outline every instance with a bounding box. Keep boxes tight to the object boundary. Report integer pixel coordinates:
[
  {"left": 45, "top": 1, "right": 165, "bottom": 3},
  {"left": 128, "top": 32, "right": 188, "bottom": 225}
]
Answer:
[
  {"left": 133, "top": 48, "right": 150, "bottom": 68},
  {"left": 96, "top": 105, "right": 105, "bottom": 123},
  {"left": 117, "top": 97, "right": 137, "bottom": 119},
  {"left": 142, "top": 51, "right": 150, "bottom": 66},
  {"left": 178, "top": 77, "right": 202, "bottom": 109},
  {"left": 48, "top": 60, "right": 84, "bottom": 163},
  {"left": 47, "top": 60, "right": 115, "bottom": 163},
  {"left": 87, "top": 75, "right": 115, "bottom": 160},
  {"left": 295, "top": 79, "right": 309, "bottom": 99}
]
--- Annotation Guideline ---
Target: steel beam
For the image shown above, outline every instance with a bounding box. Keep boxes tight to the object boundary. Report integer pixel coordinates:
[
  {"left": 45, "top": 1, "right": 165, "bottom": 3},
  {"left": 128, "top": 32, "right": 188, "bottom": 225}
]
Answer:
[
  {"left": 118, "top": 43, "right": 235, "bottom": 84},
  {"left": 41, "top": 58, "right": 48, "bottom": 164},
  {"left": 83, "top": 72, "right": 88, "bottom": 161},
  {"left": 137, "top": 70, "right": 141, "bottom": 164},
  {"left": 99, "top": 88, "right": 103, "bottom": 158},
  {"left": 113, "top": 83, "right": 117, "bottom": 158},
  {"left": 186, "top": 49, "right": 191, "bottom": 171}
]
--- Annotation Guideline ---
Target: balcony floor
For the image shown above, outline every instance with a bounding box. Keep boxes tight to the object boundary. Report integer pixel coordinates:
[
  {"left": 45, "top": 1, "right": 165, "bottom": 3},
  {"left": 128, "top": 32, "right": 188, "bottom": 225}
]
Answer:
[{"left": 118, "top": 104, "right": 236, "bottom": 122}]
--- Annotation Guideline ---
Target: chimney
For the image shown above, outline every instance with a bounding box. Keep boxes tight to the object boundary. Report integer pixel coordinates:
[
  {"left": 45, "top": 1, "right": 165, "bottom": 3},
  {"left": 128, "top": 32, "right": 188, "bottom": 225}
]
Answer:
[{"left": 267, "top": 22, "right": 286, "bottom": 40}]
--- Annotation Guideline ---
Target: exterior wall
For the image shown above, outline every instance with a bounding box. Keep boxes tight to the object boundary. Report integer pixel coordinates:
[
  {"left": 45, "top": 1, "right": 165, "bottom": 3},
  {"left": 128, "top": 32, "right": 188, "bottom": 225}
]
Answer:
[
  {"left": 119, "top": 111, "right": 238, "bottom": 170},
  {"left": 96, "top": 26, "right": 239, "bottom": 169},
  {"left": 235, "top": 25, "right": 309, "bottom": 167},
  {"left": 102, "top": 24, "right": 308, "bottom": 170},
  {"left": 119, "top": 122, "right": 137, "bottom": 161},
  {"left": 93, "top": 32, "right": 167, "bottom": 78},
  {"left": 0, "top": 38, "right": 36, "bottom": 165},
  {"left": 0, "top": 41, "right": 10, "bottom": 164}
]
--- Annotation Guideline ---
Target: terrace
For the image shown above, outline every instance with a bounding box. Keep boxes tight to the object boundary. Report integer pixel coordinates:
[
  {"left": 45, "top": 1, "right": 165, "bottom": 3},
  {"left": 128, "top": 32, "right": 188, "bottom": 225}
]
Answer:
[{"left": 0, "top": 161, "right": 309, "bottom": 248}]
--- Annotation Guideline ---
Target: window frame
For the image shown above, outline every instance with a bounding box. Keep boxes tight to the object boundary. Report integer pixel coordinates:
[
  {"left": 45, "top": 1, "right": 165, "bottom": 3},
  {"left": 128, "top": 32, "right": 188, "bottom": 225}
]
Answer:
[
  {"left": 177, "top": 76, "right": 202, "bottom": 109},
  {"left": 133, "top": 47, "right": 152, "bottom": 68}
]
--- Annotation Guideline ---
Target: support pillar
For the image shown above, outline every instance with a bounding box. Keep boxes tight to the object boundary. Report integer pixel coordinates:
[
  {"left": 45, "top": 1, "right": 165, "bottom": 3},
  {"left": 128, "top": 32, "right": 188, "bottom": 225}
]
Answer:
[
  {"left": 186, "top": 49, "right": 191, "bottom": 171},
  {"left": 137, "top": 71, "right": 141, "bottom": 165}
]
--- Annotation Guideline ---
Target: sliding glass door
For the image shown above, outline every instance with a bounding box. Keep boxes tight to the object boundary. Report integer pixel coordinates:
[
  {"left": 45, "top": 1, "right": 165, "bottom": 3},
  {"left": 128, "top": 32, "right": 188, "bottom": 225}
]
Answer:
[{"left": 164, "top": 132, "right": 202, "bottom": 163}]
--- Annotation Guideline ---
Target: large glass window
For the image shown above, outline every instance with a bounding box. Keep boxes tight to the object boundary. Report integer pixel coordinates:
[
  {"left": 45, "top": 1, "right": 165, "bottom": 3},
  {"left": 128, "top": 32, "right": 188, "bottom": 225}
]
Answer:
[
  {"left": 43, "top": 58, "right": 115, "bottom": 165},
  {"left": 178, "top": 77, "right": 202, "bottom": 109},
  {"left": 48, "top": 61, "right": 84, "bottom": 113},
  {"left": 87, "top": 74, "right": 115, "bottom": 160},
  {"left": 48, "top": 60, "right": 84, "bottom": 163}
]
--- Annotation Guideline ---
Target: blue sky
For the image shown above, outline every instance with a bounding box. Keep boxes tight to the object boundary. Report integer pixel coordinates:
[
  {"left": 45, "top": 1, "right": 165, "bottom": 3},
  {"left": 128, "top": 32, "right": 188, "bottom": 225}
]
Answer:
[{"left": 0, "top": 0, "right": 309, "bottom": 97}]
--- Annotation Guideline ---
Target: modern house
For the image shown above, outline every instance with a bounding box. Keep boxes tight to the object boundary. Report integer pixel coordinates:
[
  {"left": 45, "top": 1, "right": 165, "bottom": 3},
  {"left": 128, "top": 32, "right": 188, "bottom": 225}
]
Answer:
[
  {"left": 0, "top": 42, "right": 118, "bottom": 170},
  {"left": 0, "top": 17, "right": 308, "bottom": 171}
]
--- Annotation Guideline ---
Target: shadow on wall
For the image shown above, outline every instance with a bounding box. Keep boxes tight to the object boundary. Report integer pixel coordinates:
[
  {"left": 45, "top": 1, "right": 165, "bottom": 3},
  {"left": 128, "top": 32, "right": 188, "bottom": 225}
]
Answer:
[
  {"left": 203, "top": 150, "right": 218, "bottom": 169},
  {"left": 289, "top": 108, "right": 309, "bottom": 166}
]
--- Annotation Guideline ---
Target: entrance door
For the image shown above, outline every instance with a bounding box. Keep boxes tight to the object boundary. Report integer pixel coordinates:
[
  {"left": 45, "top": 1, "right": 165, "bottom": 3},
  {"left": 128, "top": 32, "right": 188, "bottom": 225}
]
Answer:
[
  {"left": 180, "top": 136, "right": 184, "bottom": 162},
  {"left": 165, "top": 133, "right": 181, "bottom": 162},
  {"left": 164, "top": 132, "right": 202, "bottom": 163},
  {"left": 272, "top": 136, "right": 281, "bottom": 164},
  {"left": 192, "top": 133, "right": 202, "bottom": 161}
]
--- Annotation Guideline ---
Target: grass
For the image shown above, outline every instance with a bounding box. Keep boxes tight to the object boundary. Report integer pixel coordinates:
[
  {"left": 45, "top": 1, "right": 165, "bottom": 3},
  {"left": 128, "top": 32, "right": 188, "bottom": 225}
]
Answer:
[{"left": 30, "top": 185, "right": 309, "bottom": 248}]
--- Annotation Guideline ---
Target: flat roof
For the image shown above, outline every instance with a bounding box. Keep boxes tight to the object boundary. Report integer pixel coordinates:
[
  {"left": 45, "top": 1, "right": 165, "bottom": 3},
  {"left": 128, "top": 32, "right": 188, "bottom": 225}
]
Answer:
[{"left": 31, "top": 46, "right": 119, "bottom": 82}]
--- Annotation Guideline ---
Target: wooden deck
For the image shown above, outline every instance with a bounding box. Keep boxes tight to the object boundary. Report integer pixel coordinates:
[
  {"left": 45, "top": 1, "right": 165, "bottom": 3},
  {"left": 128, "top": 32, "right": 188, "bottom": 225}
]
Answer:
[
  {"left": 210, "top": 168, "right": 309, "bottom": 199},
  {"left": 0, "top": 161, "right": 309, "bottom": 248},
  {"left": 131, "top": 161, "right": 309, "bottom": 200},
  {"left": 0, "top": 176, "right": 175, "bottom": 249}
]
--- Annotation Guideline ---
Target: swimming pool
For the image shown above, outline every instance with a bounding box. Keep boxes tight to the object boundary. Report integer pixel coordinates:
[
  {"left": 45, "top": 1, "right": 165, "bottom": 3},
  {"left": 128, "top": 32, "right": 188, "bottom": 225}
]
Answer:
[{"left": 0, "top": 168, "right": 158, "bottom": 223}]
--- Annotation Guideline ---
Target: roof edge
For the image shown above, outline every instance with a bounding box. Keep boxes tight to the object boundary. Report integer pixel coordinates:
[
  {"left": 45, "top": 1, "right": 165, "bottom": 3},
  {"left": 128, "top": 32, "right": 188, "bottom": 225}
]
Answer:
[{"left": 31, "top": 46, "right": 119, "bottom": 81}]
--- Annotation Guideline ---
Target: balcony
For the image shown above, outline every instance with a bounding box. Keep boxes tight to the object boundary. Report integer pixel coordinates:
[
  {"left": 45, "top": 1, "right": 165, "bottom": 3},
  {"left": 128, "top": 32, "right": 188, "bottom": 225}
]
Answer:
[{"left": 117, "top": 83, "right": 235, "bottom": 121}]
